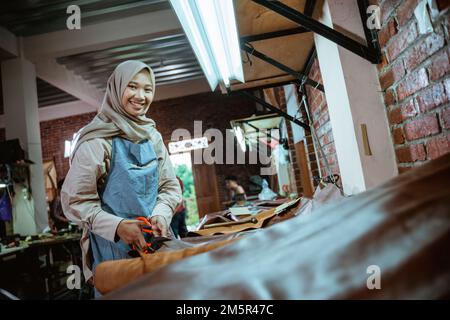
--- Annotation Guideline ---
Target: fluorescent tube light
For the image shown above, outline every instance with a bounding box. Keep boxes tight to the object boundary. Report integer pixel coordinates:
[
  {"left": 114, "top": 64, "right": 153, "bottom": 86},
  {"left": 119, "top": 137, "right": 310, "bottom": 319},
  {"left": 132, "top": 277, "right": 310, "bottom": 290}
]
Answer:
[{"left": 169, "top": 0, "right": 244, "bottom": 90}]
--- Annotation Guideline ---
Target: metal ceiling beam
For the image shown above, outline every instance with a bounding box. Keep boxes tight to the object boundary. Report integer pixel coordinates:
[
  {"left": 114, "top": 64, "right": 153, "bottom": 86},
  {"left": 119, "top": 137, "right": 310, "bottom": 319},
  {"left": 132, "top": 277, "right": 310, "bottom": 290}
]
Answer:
[
  {"left": 246, "top": 122, "right": 280, "bottom": 142},
  {"left": 81, "top": 61, "right": 200, "bottom": 81},
  {"left": 0, "top": 0, "right": 104, "bottom": 25},
  {"left": 57, "top": 33, "right": 186, "bottom": 63},
  {"left": 23, "top": 9, "right": 181, "bottom": 58},
  {"left": 61, "top": 43, "right": 192, "bottom": 70},
  {"left": 91, "top": 72, "right": 206, "bottom": 88},
  {"left": 86, "top": 65, "right": 203, "bottom": 85},
  {"left": 251, "top": 0, "right": 381, "bottom": 64},
  {"left": 68, "top": 52, "right": 196, "bottom": 74},
  {"left": 88, "top": 68, "right": 204, "bottom": 87},
  {"left": 0, "top": 0, "right": 77, "bottom": 12},
  {"left": 156, "top": 74, "right": 205, "bottom": 86},
  {"left": 3, "top": 0, "right": 170, "bottom": 36},
  {"left": 39, "top": 96, "right": 78, "bottom": 108},
  {"left": 357, "top": 0, "right": 381, "bottom": 55},
  {"left": 72, "top": 55, "right": 198, "bottom": 76},
  {"left": 63, "top": 46, "right": 194, "bottom": 73},
  {"left": 234, "top": 113, "right": 283, "bottom": 123},
  {"left": 304, "top": 0, "right": 316, "bottom": 17},
  {"left": 239, "top": 91, "right": 310, "bottom": 132},
  {"left": 154, "top": 70, "right": 205, "bottom": 83},
  {"left": 303, "top": 47, "right": 317, "bottom": 78},
  {"left": 240, "top": 27, "right": 309, "bottom": 43},
  {"left": 241, "top": 42, "right": 324, "bottom": 92},
  {"left": 38, "top": 91, "right": 74, "bottom": 102},
  {"left": 57, "top": 37, "right": 189, "bottom": 66}
]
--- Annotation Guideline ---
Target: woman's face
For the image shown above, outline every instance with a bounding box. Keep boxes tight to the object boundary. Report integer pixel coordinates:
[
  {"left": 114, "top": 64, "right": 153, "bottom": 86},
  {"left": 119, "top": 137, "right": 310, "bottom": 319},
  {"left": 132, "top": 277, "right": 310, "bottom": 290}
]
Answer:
[{"left": 121, "top": 69, "right": 154, "bottom": 117}]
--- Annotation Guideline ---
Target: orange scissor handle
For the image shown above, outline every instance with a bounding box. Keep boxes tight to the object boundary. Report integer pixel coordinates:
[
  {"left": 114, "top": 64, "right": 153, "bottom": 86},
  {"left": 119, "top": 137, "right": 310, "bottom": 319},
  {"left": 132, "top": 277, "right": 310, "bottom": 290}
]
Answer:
[{"left": 136, "top": 216, "right": 153, "bottom": 234}]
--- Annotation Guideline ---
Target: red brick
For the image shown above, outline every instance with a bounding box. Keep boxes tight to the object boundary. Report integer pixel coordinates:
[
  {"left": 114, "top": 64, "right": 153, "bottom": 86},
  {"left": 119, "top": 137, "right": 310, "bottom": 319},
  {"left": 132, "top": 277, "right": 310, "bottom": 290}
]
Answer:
[
  {"left": 378, "top": 18, "right": 398, "bottom": 47},
  {"left": 396, "top": 143, "right": 426, "bottom": 162},
  {"left": 428, "top": 49, "right": 450, "bottom": 81},
  {"left": 441, "top": 108, "right": 450, "bottom": 129},
  {"left": 378, "top": 52, "right": 389, "bottom": 71},
  {"left": 379, "top": 60, "right": 405, "bottom": 89},
  {"left": 396, "top": 68, "right": 429, "bottom": 101},
  {"left": 426, "top": 135, "right": 450, "bottom": 159},
  {"left": 387, "top": 22, "right": 418, "bottom": 61},
  {"left": 384, "top": 89, "right": 396, "bottom": 106},
  {"left": 403, "top": 33, "right": 445, "bottom": 71},
  {"left": 393, "top": 127, "right": 406, "bottom": 144},
  {"left": 444, "top": 78, "right": 450, "bottom": 99},
  {"left": 404, "top": 114, "right": 441, "bottom": 141},
  {"left": 320, "top": 133, "right": 330, "bottom": 146},
  {"left": 397, "top": 0, "right": 419, "bottom": 27},
  {"left": 381, "top": 0, "right": 400, "bottom": 25},
  {"left": 416, "top": 83, "right": 448, "bottom": 112},
  {"left": 325, "top": 144, "right": 336, "bottom": 155},
  {"left": 318, "top": 112, "right": 329, "bottom": 127},
  {"left": 389, "top": 99, "right": 418, "bottom": 124}
]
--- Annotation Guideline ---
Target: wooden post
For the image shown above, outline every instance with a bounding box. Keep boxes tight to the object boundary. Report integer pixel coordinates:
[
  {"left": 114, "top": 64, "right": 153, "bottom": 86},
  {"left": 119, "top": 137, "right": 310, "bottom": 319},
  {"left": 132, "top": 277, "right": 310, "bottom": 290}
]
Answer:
[{"left": 294, "top": 140, "right": 314, "bottom": 198}]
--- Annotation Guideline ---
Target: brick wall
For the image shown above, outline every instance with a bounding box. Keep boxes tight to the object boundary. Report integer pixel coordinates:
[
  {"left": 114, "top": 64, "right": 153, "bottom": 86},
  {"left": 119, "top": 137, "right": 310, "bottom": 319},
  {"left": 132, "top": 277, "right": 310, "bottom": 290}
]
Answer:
[
  {"left": 305, "top": 58, "right": 341, "bottom": 183},
  {"left": 376, "top": 0, "right": 450, "bottom": 172},
  {"left": 149, "top": 91, "right": 262, "bottom": 206},
  {"left": 40, "top": 112, "right": 96, "bottom": 180}
]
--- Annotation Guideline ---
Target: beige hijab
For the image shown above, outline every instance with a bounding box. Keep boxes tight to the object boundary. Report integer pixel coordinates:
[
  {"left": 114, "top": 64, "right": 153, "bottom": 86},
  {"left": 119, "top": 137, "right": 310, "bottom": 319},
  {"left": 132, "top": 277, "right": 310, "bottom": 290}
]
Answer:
[{"left": 71, "top": 60, "right": 157, "bottom": 159}]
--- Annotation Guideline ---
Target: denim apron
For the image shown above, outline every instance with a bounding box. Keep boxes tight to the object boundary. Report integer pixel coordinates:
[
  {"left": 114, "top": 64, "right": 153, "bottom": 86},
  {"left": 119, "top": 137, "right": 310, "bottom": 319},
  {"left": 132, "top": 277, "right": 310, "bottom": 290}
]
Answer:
[{"left": 89, "top": 137, "right": 159, "bottom": 282}]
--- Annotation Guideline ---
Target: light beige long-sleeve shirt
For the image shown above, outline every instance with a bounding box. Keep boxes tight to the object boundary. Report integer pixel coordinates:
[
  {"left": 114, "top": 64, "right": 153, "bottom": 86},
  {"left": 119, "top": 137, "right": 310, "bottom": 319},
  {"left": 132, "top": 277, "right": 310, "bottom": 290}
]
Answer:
[{"left": 61, "top": 135, "right": 181, "bottom": 281}]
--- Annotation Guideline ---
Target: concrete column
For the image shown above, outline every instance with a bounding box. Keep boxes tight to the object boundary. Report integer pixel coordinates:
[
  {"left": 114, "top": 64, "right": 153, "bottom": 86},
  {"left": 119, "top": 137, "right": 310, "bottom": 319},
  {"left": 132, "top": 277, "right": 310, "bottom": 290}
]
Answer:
[
  {"left": 1, "top": 58, "right": 48, "bottom": 233},
  {"left": 314, "top": 0, "right": 398, "bottom": 195}
]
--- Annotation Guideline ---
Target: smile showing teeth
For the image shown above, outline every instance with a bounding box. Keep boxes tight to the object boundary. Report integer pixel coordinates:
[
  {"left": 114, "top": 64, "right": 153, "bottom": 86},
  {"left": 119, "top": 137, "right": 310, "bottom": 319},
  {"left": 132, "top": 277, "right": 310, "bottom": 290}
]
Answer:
[{"left": 130, "top": 101, "right": 144, "bottom": 108}]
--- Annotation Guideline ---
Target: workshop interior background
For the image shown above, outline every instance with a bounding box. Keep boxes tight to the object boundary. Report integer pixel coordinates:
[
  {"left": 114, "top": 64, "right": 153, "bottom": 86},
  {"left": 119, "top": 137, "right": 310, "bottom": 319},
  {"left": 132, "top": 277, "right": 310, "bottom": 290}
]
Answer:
[{"left": 0, "top": 0, "right": 449, "bottom": 300}]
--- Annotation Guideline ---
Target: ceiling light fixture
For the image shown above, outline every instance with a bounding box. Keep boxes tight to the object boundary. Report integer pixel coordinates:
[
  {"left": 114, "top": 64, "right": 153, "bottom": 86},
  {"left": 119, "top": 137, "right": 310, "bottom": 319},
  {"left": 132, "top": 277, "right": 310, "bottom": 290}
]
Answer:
[{"left": 169, "top": 0, "right": 245, "bottom": 90}]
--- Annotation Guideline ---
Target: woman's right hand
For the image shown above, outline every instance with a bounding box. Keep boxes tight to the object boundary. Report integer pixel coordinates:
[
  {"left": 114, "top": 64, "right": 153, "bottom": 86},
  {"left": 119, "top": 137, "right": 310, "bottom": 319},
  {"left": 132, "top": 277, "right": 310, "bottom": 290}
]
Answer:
[{"left": 115, "top": 219, "right": 146, "bottom": 249}]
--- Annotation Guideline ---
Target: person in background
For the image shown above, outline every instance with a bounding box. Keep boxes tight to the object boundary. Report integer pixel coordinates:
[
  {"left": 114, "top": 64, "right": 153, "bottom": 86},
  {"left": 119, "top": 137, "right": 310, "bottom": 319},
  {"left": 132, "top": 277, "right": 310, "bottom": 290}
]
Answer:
[
  {"left": 224, "top": 175, "right": 247, "bottom": 205},
  {"left": 49, "top": 178, "right": 69, "bottom": 233},
  {"left": 170, "top": 177, "right": 188, "bottom": 238}
]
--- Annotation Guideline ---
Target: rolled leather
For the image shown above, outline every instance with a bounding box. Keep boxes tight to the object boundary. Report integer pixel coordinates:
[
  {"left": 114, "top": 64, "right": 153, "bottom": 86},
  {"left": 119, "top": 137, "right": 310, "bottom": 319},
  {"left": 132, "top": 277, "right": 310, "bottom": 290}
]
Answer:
[
  {"left": 102, "top": 153, "right": 450, "bottom": 299},
  {"left": 94, "top": 237, "right": 240, "bottom": 294}
]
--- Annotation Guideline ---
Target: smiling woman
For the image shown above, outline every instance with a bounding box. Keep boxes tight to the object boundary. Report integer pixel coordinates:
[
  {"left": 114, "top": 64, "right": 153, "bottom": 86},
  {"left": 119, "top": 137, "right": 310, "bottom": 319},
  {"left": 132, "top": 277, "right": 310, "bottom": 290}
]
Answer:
[
  {"left": 121, "top": 69, "right": 154, "bottom": 117},
  {"left": 60, "top": 60, "right": 182, "bottom": 298}
]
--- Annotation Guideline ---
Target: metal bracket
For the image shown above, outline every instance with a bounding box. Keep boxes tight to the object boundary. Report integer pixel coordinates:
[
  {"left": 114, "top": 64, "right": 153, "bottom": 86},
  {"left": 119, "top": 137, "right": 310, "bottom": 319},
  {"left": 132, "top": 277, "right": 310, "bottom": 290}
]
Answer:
[
  {"left": 240, "top": 42, "right": 324, "bottom": 92},
  {"left": 237, "top": 91, "right": 311, "bottom": 132},
  {"left": 251, "top": 0, "right": 381, "bottom": 64},
  {"left": 245, "top": 122, "right": 281, "bottom": 143},
  {"left": 240, "top": 27, "right": 308, "bottom": 43}
]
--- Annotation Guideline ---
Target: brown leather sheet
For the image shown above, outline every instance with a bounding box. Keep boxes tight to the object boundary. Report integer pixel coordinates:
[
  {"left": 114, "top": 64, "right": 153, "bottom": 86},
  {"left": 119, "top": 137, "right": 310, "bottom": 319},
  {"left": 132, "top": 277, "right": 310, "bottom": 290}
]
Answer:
[{"left": 104, "top": 154, "right": 450, "bottom": 299}]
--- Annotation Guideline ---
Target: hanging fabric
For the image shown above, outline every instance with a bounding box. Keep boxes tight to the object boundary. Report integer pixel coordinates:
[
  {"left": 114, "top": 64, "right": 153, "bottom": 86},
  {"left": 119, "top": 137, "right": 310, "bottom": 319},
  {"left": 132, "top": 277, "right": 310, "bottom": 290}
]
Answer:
[{"left": 0, "top": 189, "right": 13, "bottom": 222}]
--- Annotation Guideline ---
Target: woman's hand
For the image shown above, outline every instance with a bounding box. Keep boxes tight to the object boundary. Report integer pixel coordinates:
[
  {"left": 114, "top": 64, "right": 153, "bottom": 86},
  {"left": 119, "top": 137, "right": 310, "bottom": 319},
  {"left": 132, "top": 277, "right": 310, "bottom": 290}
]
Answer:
[
  {"left": 150, "top": 215, "right": 170, "bottom": 237},
  {"left": 116, "top": 219, "right": 146, "bottom": 249}
]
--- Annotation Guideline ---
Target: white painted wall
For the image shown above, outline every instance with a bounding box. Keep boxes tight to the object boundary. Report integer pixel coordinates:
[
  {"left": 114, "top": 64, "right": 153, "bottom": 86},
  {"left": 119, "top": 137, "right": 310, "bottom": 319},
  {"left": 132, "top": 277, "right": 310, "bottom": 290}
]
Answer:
[
  {"left": 284, "top": 84, "right": 306, "bottom": 144},
  {"left": 1, "top": 58, "right": 48, "bottom": 232},
  {"left": 314, "top": 0, "right": 398, "bottom": 195}
]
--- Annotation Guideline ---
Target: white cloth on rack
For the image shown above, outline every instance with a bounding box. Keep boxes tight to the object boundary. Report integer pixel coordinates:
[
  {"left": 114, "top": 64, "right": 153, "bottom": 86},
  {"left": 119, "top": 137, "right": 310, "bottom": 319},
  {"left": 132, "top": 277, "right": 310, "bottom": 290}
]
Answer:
[{"left": 12, "top": 183, "right": 37, "bottom": 236}]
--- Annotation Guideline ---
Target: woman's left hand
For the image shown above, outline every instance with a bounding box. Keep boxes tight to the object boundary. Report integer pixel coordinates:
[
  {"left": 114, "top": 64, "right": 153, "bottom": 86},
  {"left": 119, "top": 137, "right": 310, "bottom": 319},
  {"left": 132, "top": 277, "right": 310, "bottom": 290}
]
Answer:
[{"left": 150, "top": 215, "right": 170, "bottom": 237}]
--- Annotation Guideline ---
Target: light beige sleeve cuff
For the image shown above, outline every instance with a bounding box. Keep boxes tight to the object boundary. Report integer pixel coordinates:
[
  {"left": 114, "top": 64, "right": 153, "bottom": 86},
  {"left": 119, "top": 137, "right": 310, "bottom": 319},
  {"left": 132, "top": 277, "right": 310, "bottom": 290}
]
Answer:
[
  {"left": 92, "top": 212, "right": 124, "bottom": 242},
  {"left": 150, "top": 202, "right": 174, "bottom": 225}
]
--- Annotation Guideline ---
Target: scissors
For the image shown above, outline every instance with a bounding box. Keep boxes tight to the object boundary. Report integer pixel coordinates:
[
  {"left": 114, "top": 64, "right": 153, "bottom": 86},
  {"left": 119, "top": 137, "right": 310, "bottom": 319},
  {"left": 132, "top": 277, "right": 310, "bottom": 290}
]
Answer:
[{"left": 128, "top": 216, "right": 168, "bottom": 257}]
